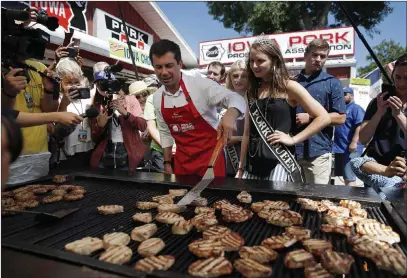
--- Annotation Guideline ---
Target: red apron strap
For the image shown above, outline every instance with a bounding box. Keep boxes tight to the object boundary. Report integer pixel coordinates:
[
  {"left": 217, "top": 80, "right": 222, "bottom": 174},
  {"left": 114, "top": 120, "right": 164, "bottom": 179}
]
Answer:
[{"left": 179, "top": 78, "right": 201, "bottom": 119}]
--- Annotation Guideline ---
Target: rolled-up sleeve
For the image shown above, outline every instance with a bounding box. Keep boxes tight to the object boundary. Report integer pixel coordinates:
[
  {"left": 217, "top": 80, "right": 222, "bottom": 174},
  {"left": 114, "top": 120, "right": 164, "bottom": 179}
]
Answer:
[
  {"left": 201, "top": 78, "right": 246, "bottom": 120},
  {"left": 153, "top": 92, "right": 174, "bottom": 148}
]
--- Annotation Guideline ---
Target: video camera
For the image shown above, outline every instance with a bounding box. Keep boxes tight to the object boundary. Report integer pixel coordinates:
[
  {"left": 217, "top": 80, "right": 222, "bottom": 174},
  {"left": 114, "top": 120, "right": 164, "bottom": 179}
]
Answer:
[
  {"left": 98, "top": 63, "right": 123, "bottom": 94},
  {"left": 1, "top": 6, "right": 58, "bottom": 62}
]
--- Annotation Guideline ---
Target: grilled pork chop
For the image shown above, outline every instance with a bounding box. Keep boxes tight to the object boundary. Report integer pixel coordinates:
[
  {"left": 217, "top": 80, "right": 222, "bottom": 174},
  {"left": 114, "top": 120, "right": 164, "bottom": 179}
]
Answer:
[
  {"left": 131, "top": 224, "right": 157, "bottom": 242},
  {"left": 188, "top": 257, "right": 233, "bottom": 278},
  {"left": 302, "top": 239, "right": 333, "bottom": 256},
  {"left": 262, "top": 234, "right": 298, "bottom": 250},
  {"left": 284, "top": 226, "right": 311, "bottom": 240},
  {"left": 304, "top": 264, "right": 333, "bottom": 278},
  {"left": 234, "top": 258, "right": 272, "bottom": 278},
  {"left": 261, "top": 210, "right": 303, "bottom": 227},
  {"left": 65, "top": 237, "right": 103, "bottom": 255},
  {"left": 102, "top": 232, "right": 130, "bottom": 249},
  {"left": 134, "top": 255, "right": 175, "bottom": 273},
  {"left": 239, "top": 246, "right": 278, "bottom": 263},
  {"left": 285, "top": 249, "right": 316, "bottom": 269},
  {"left": 99, "top": 245, "right": 132, "bottom": 265},
  {"left": 188, "top": 239, "right": 225, "bottom": 258},
  {"left": 138, "top": 238, "right": 165, "bottom": 257},
  {"left": 320, "top": 250, "right": 354, "bottom": 274}
]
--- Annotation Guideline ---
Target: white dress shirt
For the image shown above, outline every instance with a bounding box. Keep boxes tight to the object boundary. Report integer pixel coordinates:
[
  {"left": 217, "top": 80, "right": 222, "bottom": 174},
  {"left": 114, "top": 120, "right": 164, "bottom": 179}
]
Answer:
[{"left": 153, "top": 73, "right": 246, "bottom": 148}]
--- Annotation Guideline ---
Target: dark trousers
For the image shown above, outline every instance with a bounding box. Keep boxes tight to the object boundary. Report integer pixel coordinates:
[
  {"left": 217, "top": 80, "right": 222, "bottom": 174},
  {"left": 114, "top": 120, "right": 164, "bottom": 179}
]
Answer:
[{"left": 151, "top": 149, "right": 165, "bottom": 173}]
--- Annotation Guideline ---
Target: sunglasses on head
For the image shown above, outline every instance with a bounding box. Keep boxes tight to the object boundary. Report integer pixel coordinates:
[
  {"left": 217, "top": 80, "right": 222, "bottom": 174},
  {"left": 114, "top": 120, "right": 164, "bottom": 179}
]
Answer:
[{"left": 136, "top": 92, "right": 149, "bottom": 99}]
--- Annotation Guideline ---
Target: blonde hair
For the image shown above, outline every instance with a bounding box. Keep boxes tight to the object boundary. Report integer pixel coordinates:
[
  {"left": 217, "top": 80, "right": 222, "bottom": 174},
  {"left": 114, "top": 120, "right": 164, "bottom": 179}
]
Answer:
[
  {"left": 247, "top": 40, "right": 291, "bottom": 99},
  {"left": 55, "top": 57, "right": 83, "bottom": 79},
  {"left": 225, "top": 60, "right": 246, "bottom": 91}
]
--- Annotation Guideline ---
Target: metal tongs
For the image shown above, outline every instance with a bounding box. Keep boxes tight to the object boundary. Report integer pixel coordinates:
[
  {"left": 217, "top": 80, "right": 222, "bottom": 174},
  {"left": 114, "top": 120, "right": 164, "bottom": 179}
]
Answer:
[
  {"left": 177, "top": 137, "right": 225, "bottom": 206},
  {"left": 2, "top": 208, "right": 80, "bottom": 222}
]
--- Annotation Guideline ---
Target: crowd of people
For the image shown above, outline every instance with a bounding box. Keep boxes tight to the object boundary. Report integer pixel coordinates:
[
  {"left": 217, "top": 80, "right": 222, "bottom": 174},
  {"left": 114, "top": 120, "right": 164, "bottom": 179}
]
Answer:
[{"left": 2, "top": 18, "right": 406, "bottom": 197}]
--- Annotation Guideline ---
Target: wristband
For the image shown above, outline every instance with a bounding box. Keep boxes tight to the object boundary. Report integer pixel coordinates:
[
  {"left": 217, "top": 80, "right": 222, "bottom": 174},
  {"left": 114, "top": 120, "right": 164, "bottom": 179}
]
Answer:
[
  {"left": 3, "top": 90, "right": 16, "bottom": 99},
  {"left": 164, "top": 161, "right": 171, "bottom": 165}
]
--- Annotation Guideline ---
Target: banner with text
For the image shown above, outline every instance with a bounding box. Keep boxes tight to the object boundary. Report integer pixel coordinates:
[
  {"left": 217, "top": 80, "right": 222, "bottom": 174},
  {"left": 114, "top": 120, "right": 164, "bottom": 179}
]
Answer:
[
  {"left": 94, "top": 9, "right": 153, "bottom": 53},
  {"left": 199, "top": 26, "right": 355, "bottom": 66},
  {"left": 350, "top": 78, "right": 372, "bottom": 111},
  {"left": 109, "top": 39, "right": 153, "bottom": 71},
  {"left": 6, "top": 1, "right": 88, "bottom": 33}
]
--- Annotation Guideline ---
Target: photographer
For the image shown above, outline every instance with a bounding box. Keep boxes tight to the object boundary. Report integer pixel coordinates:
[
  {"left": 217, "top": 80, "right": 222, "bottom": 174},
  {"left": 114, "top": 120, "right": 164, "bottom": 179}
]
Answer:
[
  {"left": 2, "top": 58, "right": 60, "bottom": 184},
  {"left": 350, "top": 54, "right": 407, "bottom": 193},
  {"left": 90, "top": 62, "right": 147, "bottom": 175},
  {"left": 53, "top": 57, "right": 94, "bottom": 169}
]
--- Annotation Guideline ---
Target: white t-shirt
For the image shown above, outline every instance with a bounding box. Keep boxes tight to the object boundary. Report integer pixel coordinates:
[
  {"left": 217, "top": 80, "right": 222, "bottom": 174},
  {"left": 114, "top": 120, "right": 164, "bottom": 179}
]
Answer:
[
  {"left": 60, "top": 98, "right": 94, "bottom": 159},
  {"left": 110, "top": 117, "right": 124, "bottom": 143}
]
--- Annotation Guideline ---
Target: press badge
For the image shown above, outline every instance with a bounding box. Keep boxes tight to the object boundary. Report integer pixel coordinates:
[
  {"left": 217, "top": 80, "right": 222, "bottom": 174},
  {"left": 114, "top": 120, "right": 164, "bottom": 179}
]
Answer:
[
  {"left": 78, "top": 129, "right": 88, "bottom": 142},
  {"left": 24, "top": 93, "right": 34, "bottom": 109}
]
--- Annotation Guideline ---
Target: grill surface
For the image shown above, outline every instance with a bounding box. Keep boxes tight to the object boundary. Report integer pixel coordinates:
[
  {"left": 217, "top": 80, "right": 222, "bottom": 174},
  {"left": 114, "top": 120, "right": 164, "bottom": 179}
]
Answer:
[{"left": 2, "top": 175, "right": 406, "bottom": 278}]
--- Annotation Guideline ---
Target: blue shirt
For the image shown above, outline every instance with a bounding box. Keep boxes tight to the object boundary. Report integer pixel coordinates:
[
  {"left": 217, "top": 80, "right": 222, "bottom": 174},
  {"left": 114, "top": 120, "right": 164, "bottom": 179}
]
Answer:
[
  {"left": 295, "top": 70, "right": 346, "bottom": 159},
  {"left": 333, "top": 101, "right": 365, "bottom": 154}
]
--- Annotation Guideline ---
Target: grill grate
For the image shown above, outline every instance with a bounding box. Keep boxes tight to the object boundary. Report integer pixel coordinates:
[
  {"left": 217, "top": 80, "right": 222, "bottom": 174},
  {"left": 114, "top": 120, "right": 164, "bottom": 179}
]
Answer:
[{"left": 2, "top": 176, "right": 406, "bottom": 278}]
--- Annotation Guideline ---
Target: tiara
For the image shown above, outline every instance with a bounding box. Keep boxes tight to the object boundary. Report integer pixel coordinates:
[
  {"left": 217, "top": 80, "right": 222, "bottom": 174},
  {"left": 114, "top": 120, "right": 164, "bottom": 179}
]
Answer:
[{"left": 253, "top": 33, "right": 273, "bottom": 45}]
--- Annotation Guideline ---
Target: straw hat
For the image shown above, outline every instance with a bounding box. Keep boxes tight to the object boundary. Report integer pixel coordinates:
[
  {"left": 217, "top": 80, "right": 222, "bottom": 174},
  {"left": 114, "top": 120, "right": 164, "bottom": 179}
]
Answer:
[{"left": 129, "top": 81, "right": 148, "bottom": 96}]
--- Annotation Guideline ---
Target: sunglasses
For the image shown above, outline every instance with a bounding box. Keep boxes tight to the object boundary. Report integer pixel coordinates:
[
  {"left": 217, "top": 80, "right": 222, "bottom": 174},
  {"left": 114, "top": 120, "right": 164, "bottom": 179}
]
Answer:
[{"left": 136, "top": 92, "right": 149, "bottom": 99}]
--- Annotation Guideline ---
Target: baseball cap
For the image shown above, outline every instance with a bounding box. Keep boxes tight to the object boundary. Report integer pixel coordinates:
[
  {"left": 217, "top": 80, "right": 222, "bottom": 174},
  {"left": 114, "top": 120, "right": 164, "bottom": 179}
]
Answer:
[{"left": 343, "top": 87, "right": 354, "bottom": 95}]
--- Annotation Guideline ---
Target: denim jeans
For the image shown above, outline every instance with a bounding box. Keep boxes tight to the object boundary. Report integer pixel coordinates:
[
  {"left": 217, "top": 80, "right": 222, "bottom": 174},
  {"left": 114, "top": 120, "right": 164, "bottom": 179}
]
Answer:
[
  {"left": 343, "top": 151, "right": 361, "bottom": 181},
  {"left": 350, "top": 155, "right": 403, "bottom": 199}
]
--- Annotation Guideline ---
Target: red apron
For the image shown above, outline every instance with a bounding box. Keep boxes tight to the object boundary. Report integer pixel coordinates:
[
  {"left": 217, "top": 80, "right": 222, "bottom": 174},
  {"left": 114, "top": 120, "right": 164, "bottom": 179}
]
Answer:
[{"left": 161, "top": 78, "right": 225, "bottom": 177}]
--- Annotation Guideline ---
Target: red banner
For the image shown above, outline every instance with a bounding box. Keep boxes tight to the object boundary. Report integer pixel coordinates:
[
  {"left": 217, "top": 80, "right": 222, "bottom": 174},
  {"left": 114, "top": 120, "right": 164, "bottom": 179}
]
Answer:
[{"left": 30, "top": 1, "right": 73, "bottom": 32}]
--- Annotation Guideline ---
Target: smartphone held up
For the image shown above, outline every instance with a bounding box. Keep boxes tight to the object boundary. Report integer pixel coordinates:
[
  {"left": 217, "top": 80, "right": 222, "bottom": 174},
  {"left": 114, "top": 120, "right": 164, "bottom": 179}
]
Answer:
[{"left": 67, "top": 38, "right": 80, "bottom": 58}]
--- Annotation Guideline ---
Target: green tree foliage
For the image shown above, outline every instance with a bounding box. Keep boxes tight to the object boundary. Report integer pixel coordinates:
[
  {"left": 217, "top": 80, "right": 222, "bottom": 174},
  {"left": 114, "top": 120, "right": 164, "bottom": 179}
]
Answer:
[
  {"left": 206, "top": 2, "right": 393, "bottom": 37},
  {"left": 358, "top": 40, "right": 407, "bottom": 77}
]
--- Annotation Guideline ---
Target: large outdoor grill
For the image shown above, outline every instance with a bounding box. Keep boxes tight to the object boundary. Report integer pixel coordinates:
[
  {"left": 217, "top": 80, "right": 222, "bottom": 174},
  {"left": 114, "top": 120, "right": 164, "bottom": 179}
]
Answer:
[{"left": 2, "top": 174, "right": 407, "bottom": 278}]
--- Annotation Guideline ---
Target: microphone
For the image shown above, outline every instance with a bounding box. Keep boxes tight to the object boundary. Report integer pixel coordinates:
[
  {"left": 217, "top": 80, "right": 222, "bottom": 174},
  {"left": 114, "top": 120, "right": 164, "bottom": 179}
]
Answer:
[
  {"left": 53, "top": 108, "right": 99, "bottom": 142},
  {"left": 104, "top": 62, "right": 123, "bottom": 73},
  {"left": 79, "top": 107, "right": 99, "bottom": 118}
]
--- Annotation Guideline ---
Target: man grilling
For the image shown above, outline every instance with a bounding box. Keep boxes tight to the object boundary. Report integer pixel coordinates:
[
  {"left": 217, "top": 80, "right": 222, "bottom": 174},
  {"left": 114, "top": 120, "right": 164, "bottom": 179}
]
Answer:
[{"left": 151, "top": 39, "right": 246, "bottom": 177}]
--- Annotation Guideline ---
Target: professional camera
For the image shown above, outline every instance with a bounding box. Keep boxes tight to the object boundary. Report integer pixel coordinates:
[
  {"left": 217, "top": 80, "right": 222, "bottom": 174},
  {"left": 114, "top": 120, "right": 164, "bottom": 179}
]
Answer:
[
  {"left": 1, "top": 6, "right": 58, "bottom": 61},
  {"left": 98, "top": 63, "right": 123, "bottom": 94}
]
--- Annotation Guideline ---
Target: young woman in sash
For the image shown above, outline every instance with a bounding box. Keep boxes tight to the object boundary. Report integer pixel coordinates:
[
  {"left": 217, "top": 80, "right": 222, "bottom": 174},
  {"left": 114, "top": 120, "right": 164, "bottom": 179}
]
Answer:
[
  {"left": 236, "top": 38, "right": 330, "bottom": 181},
  {"left": 223, "top": 60, "right": 248, "bottom": 176}
]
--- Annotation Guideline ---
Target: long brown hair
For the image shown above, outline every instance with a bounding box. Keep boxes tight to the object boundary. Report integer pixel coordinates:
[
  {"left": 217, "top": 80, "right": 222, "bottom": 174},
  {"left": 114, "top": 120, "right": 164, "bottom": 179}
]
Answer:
[{"left": 246, "top": 40, "right": 291, "bottom": 99}]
